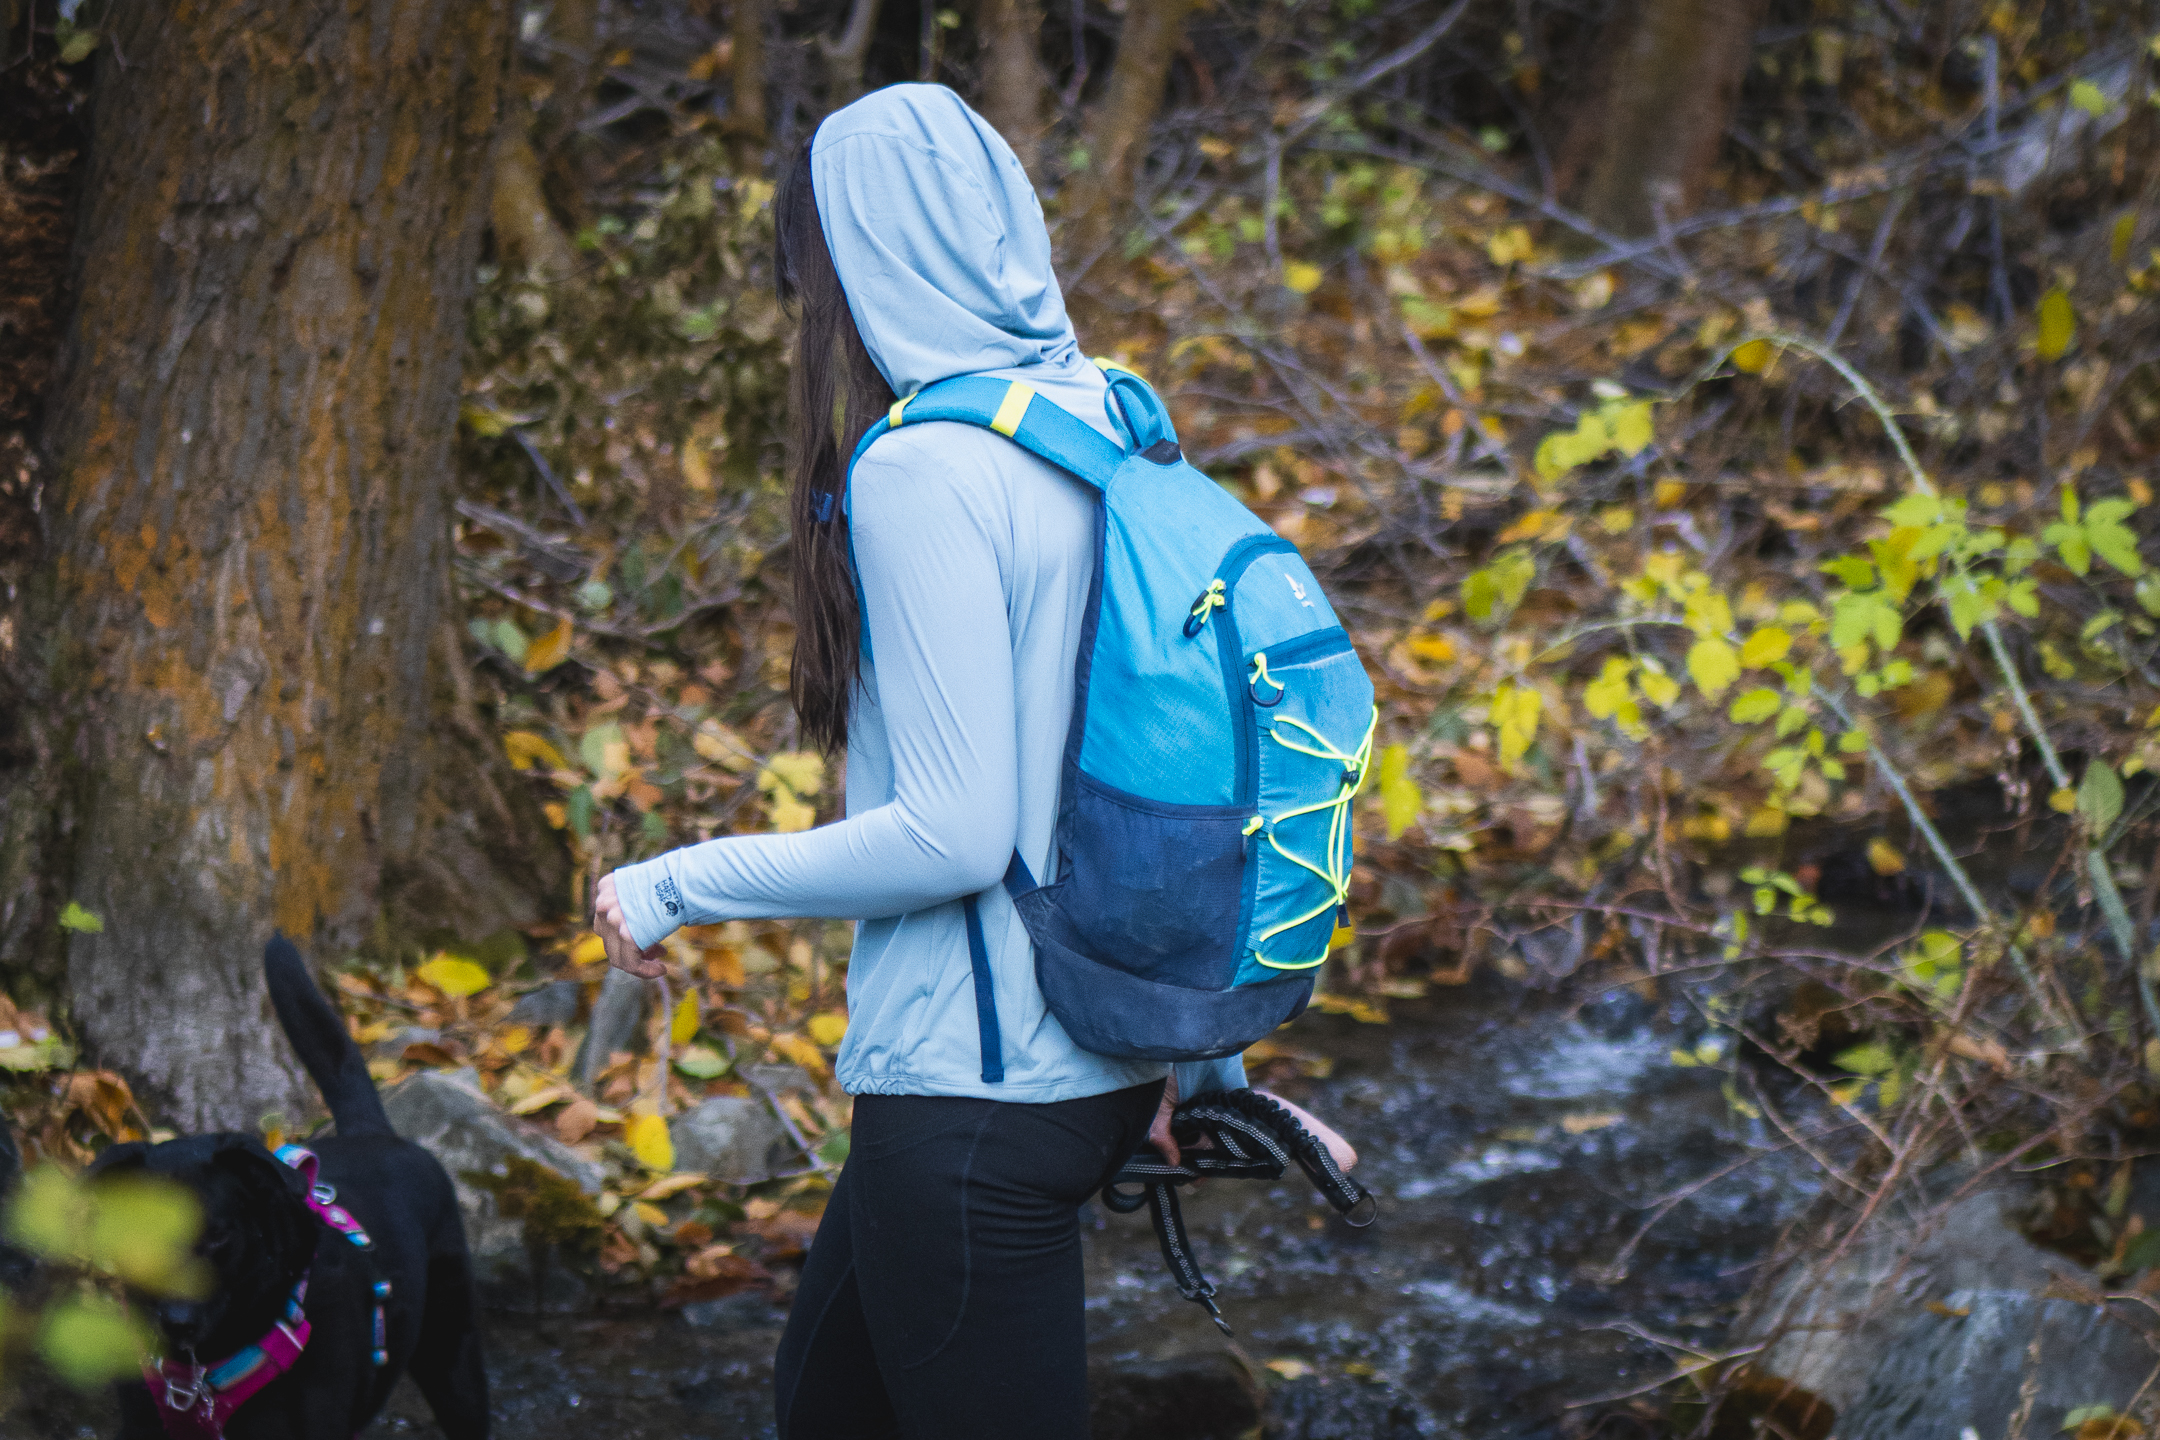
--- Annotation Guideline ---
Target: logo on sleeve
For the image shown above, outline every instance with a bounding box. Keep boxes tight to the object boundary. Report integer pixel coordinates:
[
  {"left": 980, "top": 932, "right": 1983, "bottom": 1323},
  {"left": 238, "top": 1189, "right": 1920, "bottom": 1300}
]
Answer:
[{"left": 655, "top": 876, "right": 682, "bottom": 917}]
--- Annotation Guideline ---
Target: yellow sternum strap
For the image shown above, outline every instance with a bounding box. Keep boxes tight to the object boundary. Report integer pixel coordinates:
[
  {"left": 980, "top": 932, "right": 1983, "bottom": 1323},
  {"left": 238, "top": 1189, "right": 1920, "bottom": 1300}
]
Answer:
[{"left": 889, "top": 393, "right": 917, "bottom": 427}]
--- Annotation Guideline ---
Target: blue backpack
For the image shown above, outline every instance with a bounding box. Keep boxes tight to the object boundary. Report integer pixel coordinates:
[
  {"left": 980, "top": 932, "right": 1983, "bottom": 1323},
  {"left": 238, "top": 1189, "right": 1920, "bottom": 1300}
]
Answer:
[{"left": 846, "top": 363, "right": 1377, "bottom": 1076}]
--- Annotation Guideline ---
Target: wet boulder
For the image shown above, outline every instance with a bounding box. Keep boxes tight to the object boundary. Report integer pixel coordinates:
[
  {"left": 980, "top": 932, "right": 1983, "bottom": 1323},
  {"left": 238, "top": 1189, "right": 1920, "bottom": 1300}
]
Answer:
[
  {"left": 383, "top": 1069, "right": 608, "bottom": 1313},
  {"left": 1088, "top": 1351, "right": 1263, "bottom": 1440},
  {"left": 1741, "top": 1188, "right": 2155, "bottom": 1440}
]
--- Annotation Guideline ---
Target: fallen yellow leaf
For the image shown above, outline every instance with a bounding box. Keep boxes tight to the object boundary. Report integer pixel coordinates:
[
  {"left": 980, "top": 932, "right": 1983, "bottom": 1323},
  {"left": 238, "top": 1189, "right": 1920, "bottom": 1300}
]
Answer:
[
  {"left": 508, "top": 1084, "right": 576, "bottom": 1116},
  {"left": 1866, "top": 837, "right": 1906, "bottom": 875},
  {"left": 416, "top": 955, "right": 490, "bottom": 999},
  {"left": 624, "top": 1112, "right": 675, "bottom": 1172},
  {"left": 639, "top": 1172, "right": 708, "bottom": 1201},
  {"left": 671, "top": 992, "right": 700, "bottom": 1046},
  {"left": 632, "top": 1200, "right": 669, "bottom": 1228},
  {"left": 807, "top": 1012, "right": 849, "bottom": 1048},
  {"left": 524, "top": 616, "right": 573, "bottom": 674},
  {"left": 503, "top": 730, "right": 568, "bottom": 771},
  {"left": 1560, "top": 1112, "right": 1621, "bottom": 1134},
  {"left": 1283, "top": 261, "right": 1323, "bottom": 294},
  {"left": 769, "top": 1032, "right": 830, "bottom": 1074},
  {"left": 570, "top": 933, "right": 607, "bottom": 966}
]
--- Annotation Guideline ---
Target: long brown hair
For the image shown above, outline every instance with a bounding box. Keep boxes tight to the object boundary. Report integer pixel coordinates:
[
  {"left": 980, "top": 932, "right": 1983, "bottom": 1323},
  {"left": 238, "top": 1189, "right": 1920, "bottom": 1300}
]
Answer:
[{"left": 776, "top": 143, "right": 896, "bottom": 753}]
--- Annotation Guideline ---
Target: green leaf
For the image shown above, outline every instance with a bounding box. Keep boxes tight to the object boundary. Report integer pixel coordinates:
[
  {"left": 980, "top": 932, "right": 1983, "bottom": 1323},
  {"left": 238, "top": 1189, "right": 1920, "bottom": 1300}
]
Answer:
[
  {"left": 1739, "top": 627, "right": 1791, "bottom": 668},
  {"left": 1686, "top": 638, "right": 1741, "bottom": 698},
  {"left": 1729, "top": 689, "right": 1781, "bottom": 724},
  {"left": 1820, "top": 556, "right": 1877, "bottom": 590},
  {"left": 2064, "top": 1406, "right": 2119, "bottom": 1432},
  {"left": 1462, "top": 549, "right": 1536, "bottom": 624},
  {"left": 58, "top": 902, "right": 103, "bottom": 934},
  {"left": 1944, "top": 575, "right": 1994, "bottom": 638},
  {"left": 673, "top": 1044, "right": 728, "bottom": 1079},
  {"left": 2078, "top": 759, "right": 2125, "bottom": 835},
  {"left": 2036, "top": 286, "right": 2077, "bottom": 361},
  {"left": 1608, "top": 402, "right": 1653, "bottom": 457},
  {"left": 54, "top": 19, "right": 98, "bottom": 64},
  {"left": 2122, "top": 1227, "right": 2160, "bottom": 1274},
  {"left": 1375, "top": 743, "right": 1422, "bottom": 840},
  {"left": 38, "top": 1297, "right": 154, "bottom": 1389},
  {"left": 1881, "top": 492, "right": 1944, "bottom": 527},
  {"left": 490, "top": 618, "right": 530, "bottom": 662},
  {"left": 2136, "top": 574, "right": 2160, "bottom": 617},
  {"left": 1830, "top": 591, "right": 1900, "bottom": 651},
  {"left": 2070, "top": 79, "right": 2112, "bottom": 117},
  {"left": 817, "top": 1129, "right": 852, "bottom": 1165},
  {"left": 2086, "top": 502, "right": 2145, "bottom": 576},
  {"left": 1832, "top": 1042, "right": 1897, "bottom": 1076}
]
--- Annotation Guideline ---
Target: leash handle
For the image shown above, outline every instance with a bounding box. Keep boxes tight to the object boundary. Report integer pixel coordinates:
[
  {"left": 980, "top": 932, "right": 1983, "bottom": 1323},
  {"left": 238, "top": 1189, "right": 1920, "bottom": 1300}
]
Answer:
[{"left": 1145, "top": 1180, "right": 1233, "bottom": 1337}]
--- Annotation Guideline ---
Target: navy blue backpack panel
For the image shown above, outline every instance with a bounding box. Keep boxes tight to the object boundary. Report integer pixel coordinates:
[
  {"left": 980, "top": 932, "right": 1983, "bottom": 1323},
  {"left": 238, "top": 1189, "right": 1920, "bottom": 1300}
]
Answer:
[{"left": 844, "top": 366, "right": 1377, "bottom": 1072}]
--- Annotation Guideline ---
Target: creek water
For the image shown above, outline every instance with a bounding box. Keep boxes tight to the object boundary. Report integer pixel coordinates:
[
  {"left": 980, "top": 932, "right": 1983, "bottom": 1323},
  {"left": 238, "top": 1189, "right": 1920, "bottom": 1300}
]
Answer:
[
  {"left": 339, "top": 970, "right": 1820, "bottom": 1439},
  {"left": 1, "top": 971, "right": 1820, "bottom": 1438}
]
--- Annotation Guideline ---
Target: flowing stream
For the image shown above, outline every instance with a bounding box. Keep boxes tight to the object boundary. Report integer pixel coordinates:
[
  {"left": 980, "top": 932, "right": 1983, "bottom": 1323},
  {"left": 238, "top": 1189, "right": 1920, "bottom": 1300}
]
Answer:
[{"left": 340, "top": 972, "right": 1821, "bottom": 1439}]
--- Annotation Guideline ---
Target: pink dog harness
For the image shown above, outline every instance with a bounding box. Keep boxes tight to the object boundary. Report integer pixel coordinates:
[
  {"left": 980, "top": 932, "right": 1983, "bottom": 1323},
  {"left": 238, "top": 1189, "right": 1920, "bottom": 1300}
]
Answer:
[{"left": 143, "top": 1145, "right": 390, "bottom": 1439}]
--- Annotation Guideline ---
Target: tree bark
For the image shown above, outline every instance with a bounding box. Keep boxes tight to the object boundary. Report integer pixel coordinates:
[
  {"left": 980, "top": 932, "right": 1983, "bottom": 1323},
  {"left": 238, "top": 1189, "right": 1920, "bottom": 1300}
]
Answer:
[
  {"left": 11, "top": 0, "right": 549, "bottom": 1132},
  {"left": 820, "top": 0, "right": 883, "bottom": 108},
  {"left": 1555, "top": 0, "right": 1767, "bottom": 236},
  {"left": 978, "top": 0, "right": 1045, "bottom": 178},
  {"left": 728, "top": 0, "right": 768, "bottom": 142},
  {"left": 1057, "top": 0, "right": 1194, "bottom": 278}
]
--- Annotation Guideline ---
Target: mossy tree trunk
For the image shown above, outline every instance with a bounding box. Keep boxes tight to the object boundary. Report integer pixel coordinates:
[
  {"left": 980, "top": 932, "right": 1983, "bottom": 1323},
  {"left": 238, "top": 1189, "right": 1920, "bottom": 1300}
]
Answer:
[
  {"left": 1556, "top": 0, "right": 1768, "bottom": 235},
  {"left": 1, "top": 0, "right": 561, "bottom": 1131}
]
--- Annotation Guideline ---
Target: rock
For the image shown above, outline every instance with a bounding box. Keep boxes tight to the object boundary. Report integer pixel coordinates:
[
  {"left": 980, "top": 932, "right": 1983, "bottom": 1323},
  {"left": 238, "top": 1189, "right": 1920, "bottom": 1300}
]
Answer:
[
  {"left": 678, "top": 1291, "right": 789, "bottom": 1332},
  {"left": 1743, "top": 1188, "right": 2156, "bottom": 1440},
  {"left": 740, "top": 1062, "right": 817, "bottom": 1097},
  {"left": 1088, "top": 1352, "right": 1262, "bottom": 1440},
  {"left": 669, "top": 1095, "right": 794, "bottom": 1184},
  {"left": 1264, "top": 1376, "right": 1428, "bottom": 1440},
  {"left": 382, "top": 1070, "right": 607, "bottom": 1312},
  {"left": 508, "top": 979, "right": 583, "bottom": 1028}
]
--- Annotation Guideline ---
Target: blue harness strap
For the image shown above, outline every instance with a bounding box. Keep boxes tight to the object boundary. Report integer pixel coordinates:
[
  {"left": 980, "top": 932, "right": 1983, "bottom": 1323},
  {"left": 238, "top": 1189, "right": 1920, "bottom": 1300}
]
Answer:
[
  {"left": 845, "top": 375, "right": 1131, "bottom": 492},
  {"left": 960, "top": 894, "right": 1004, "bottom": 1084}
]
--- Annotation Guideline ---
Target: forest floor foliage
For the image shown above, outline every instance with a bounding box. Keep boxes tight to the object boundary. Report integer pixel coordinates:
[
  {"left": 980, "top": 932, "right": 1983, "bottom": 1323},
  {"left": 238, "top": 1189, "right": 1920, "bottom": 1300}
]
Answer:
[{"left": 7, "top": 0, "right": 2160, "bottom": 1421}]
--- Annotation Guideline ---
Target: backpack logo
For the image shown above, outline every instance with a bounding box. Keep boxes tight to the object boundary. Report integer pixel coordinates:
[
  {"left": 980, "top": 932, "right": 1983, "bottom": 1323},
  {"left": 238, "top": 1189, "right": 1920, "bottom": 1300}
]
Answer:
[
  {"left": 655, "top": 876, "right": 682, "bottom": 917},
  {"left": 1286, "top": 572, "right": 1312, "bottom": 607}
]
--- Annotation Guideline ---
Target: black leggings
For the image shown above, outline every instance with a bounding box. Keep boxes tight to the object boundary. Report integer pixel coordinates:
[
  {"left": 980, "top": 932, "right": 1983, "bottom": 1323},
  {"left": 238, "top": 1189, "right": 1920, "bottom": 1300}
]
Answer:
[{"left": 773, "top": 1080, "right": 1164, "bottom": 1439}]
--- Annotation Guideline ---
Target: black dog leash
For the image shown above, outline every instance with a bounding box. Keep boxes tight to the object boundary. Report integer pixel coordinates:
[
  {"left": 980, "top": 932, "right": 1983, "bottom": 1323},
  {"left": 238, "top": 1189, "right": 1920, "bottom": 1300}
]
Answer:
[{"left": 1101, "top": 1088, "right": 1375, "bottom": 1335}]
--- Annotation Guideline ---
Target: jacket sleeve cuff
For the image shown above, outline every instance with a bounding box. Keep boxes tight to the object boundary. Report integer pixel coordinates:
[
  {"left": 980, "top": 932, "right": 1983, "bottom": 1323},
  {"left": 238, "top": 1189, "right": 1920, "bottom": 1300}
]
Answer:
[
  {"left": 1173, "top": 1054, "right": 1247, "bottom": 1101},
  {"left": 611, "top": 856, "right": 684, "bottom": 951}
]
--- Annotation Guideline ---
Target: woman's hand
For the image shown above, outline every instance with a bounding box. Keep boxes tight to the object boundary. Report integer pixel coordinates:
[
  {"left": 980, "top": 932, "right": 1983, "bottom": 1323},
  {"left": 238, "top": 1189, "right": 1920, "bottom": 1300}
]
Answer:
[
  {"left": 594, "top": 873, "right": 668, "bottom": 979},
  {"left": 1148, "top": 1072, "right": 1187, "bottom": 1168},
  {"left": 1256, "top": 1088, "right": 1357, "bottom": 1174}
]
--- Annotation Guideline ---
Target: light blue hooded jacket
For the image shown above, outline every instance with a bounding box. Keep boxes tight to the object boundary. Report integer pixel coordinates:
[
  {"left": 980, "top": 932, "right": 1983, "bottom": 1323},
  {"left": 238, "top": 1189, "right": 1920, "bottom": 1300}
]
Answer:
[{"left": 614, "top": 85, "right": 1245, "bottom": 1104}]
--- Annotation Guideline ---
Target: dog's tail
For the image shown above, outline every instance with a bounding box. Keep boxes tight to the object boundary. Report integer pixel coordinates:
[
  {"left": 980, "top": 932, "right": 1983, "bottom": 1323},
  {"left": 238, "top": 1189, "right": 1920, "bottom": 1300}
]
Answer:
[{"left": 264, "top": 935, "right": 393, "bottom": 1138}]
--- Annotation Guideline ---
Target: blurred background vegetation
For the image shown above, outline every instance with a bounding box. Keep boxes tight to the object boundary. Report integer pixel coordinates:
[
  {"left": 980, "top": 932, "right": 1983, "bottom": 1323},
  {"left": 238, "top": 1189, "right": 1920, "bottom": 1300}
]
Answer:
[{"left": 3, "top": 0, "right": 2160, "bottom": 1427}]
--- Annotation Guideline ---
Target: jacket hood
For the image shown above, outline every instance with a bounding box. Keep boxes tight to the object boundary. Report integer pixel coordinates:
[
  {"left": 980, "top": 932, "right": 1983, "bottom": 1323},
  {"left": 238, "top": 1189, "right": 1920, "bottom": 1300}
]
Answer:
[{"left": 812, "top": 84, "right": 1082, "bottom": 398}]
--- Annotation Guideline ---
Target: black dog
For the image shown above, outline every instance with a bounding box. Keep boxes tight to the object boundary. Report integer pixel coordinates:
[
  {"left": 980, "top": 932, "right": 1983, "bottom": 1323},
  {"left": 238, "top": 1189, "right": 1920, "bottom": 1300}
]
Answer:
[{"left": 94, "top": 937, "right": 488, "bottom": 1437}]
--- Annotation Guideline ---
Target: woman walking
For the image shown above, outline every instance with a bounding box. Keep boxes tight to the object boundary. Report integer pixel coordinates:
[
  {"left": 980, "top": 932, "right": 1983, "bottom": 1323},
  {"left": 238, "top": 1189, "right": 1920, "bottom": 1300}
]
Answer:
[{"left": 593, "top": 83, "right": 1354, "bottom": 1438}]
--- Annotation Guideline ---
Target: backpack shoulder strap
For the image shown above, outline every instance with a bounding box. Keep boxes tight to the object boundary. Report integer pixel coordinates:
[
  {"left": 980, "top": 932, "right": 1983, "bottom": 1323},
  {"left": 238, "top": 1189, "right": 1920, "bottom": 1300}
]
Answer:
[{"left": 846, "top": 375, "right": 1130, "bottom": 491}]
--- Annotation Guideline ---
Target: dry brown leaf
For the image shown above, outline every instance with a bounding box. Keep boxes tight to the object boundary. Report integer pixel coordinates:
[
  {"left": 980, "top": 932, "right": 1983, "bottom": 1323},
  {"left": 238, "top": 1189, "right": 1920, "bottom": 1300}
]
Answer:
[
  {"left": 1946, "top": 1032, "right": 2012, "bottom": 1074},
  {"left": 556, "top": 1097, "right": 600, "bottom": 1144}
]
